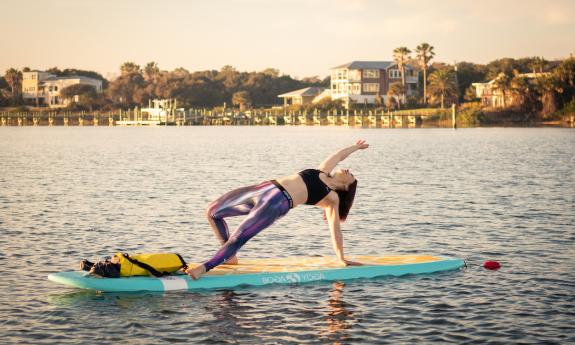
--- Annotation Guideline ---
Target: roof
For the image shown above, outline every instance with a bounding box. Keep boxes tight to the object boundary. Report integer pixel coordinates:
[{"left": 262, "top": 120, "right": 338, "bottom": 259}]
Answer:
[
  {"left": 472, "top": 72, "right": 550, "bottom": 87},
  {"left": 331, "top": 61, "right": 414, "bottom": 70},
  {"left": 278, "top": 87, "right": 325, "bottom": 98},
  {"left": 44, "top": 75, "right": 101, "bottom": 81}
]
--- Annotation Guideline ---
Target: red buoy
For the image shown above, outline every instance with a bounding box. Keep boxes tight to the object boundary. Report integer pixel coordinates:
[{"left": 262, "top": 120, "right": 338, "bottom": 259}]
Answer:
[{"left": 483, "top": 261, "right": 501, "bottom": 270}]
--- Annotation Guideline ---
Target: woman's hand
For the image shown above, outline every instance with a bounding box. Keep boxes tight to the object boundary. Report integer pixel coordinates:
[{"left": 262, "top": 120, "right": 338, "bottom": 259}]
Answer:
[
  {"left": 354, "top": 140, "right": 369, "bottom": 150},
  {"left": 319, "top": 140, "right": 369, "bottom": 173},
  {"left": 339, "top": 259, "right": 363, "bottom": 267}
]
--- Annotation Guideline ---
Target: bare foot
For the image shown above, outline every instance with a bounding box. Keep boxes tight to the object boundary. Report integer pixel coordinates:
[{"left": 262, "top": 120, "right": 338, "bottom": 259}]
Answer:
[
  {"left": 224, "top": 255, "right": 238, "bottom": 265},
  {"left": 185, "top": 265, "right": 206, "bottom": 280}
]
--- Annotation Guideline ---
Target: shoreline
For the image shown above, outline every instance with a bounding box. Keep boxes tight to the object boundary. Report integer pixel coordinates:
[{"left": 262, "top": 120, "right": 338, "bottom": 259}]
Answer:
[{"left": 1, "top": 110, "right": 573, "bottom": 128}]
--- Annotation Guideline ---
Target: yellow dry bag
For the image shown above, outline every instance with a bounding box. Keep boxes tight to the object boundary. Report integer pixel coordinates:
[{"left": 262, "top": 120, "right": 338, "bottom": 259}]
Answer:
[{"left": 115, "top": 252, "right": 187, "bottom": 277}]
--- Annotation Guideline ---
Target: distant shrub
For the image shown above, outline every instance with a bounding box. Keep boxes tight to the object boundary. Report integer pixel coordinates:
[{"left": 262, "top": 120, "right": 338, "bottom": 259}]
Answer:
[{"left": 458, "top": 102, "right": 486, "bottom": 124}]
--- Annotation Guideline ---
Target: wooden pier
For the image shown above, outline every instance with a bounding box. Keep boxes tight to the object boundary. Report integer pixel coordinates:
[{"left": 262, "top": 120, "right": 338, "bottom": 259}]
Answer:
[{"left": 0, "top": 109, "right": 426, "bottom": 128}]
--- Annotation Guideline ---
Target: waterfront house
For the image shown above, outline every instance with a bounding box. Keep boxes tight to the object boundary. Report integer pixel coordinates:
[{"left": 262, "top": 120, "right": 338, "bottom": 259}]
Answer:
[
  {"left": 22, "top": 71, "right": 103, "bottom": 108},
  {"left": 330, "top": 61, "right": 418, "bottom": 108},
  {"left": 278, "top": 61, "right": 419, "bottom": 109},
  {"left": 472, "top": 72, "right": 549, "bottom": 108},
  {"left": 278, "top": 87, "right": 326, "bottom": 106}
]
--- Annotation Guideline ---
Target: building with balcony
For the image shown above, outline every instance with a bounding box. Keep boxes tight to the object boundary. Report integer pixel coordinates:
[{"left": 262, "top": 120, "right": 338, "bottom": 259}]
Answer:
[
  {"left": 277, "top": 61, "right": 419, "bottom": 109},
  {"left": 330, "top": 61, "right": 419, "bottom": 108},
  {"left": 22, "top": 71, "right": 54, "bottom": 106},
  {"left": 22, "top": 71, "right": 103, "bottom": 108}
]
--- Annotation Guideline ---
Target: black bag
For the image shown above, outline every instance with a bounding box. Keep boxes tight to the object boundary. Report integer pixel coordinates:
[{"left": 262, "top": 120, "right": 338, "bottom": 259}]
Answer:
[{"left": 80, "top": 258, "right": 121, "bottom": 278}]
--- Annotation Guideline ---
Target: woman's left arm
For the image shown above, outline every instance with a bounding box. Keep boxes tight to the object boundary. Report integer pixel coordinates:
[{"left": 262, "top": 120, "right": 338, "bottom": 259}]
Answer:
[{"left": 318, "top": 140, "right": 369, "bottom": 173}]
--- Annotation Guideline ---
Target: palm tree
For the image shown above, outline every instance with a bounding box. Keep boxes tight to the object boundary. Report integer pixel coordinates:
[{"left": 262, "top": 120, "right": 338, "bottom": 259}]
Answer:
[
  {"left": 386, "top": 82, "right": 405, "bottom": 110},
  {"left": 510, "top": 75, "right": 530, "bottom": 107},
  {"left": 393, "top": 47, "right": 411, "bottom": 86},
  {"left": 493, "top": 72, "right": 512, "bottom": 107},
  {"left": 428, "top": 69, "right": 457, "bottom": 109},
  {"left": 4, "top": 68, "right": 22, "bottom": 103},
  {"left": 530, "top": 56, "right": 547, "bottom": 74},
  {"left": 415, "top": 43, "right": 435, "bottom": 104}
]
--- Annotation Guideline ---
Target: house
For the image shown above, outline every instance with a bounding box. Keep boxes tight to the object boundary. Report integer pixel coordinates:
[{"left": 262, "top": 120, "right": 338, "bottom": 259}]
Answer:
[
  {"left": 329, "top": 61, "right": 418, "bottom": 108},
  {"left": 22, "top": 71, "right": 103, "bottom": 108},
  {"left": 472, "top": 72, "right": 549, "bottom": 108},
  {"left": 22, "top": 71, "right": 52, "bottom": 105},
  {"left": 278, "top": 87, "right": 326, "bottom": 106},
  {"left": 278, "top": 61, "right": 419, "bottom": 109}
]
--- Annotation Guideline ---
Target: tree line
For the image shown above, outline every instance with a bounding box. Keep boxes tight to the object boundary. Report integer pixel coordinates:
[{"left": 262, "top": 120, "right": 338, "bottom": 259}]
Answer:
[
  {"left": 0, "top": 63, "right": 326, "bottom": 110},
  {"left": 1, "top": 52, "right": 574, "bottom": 119},
  {"left": 387, "top": 44, "right": 574, "bottom": 116}
]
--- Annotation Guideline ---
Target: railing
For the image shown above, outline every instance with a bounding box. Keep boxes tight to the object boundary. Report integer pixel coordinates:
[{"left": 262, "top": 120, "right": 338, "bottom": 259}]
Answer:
[{"left": 0, "top": 108, "right": 432, "bottom": 128}]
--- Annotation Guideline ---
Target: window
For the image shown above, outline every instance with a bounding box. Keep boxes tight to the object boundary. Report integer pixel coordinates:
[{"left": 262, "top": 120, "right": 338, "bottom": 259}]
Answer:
[
  {"left": 55, "top": 86, "right": 58, "bottom": 91},
  {"left": 389, "top": 69, "right": 401, "bottom": 79},
  {"left": 349, "top": 70, "right": 361, "bottom": 81},
  {"left": 363, "top": 69, "right": 379, "bottom": 78},
  {"left": 362, "top": 83, "right": 379, "bottom": 93},
  {"left": 332, "top": 69, "right": 348, "bottom": 80},
  {"left": 49, "top": 86, "right": 53, "bottom": 92},
  {"left": 352, "top": 84, "right": 361, "bottom": 94}
]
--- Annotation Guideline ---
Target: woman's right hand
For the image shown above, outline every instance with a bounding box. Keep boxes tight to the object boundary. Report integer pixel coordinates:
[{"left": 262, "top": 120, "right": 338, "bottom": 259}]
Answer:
[{"left": 339, "top": 259, "right": 363, "bottom": 267}]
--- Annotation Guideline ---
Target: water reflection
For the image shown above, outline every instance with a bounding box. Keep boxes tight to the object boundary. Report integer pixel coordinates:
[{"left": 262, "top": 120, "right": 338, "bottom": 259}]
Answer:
[
  {"left": 46, "top": 290, "right": 167, "bottom": 310},
  {"left": 321, "top": 282, "right": 356, "bottom": 344},
  {"left": 47, "top": 282, "right": 359, "bottom": 344}
]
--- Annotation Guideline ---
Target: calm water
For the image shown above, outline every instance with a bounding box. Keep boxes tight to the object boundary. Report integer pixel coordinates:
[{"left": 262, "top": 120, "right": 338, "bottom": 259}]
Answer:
[{"left": 0, "top": 127, "right": 574, "bottom": 344}]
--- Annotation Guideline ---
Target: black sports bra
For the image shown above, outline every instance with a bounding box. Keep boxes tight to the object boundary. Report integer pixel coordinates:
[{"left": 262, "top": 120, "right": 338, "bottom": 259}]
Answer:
[{"left": 298, "top": 169, "right": 333, "bottom": 205}]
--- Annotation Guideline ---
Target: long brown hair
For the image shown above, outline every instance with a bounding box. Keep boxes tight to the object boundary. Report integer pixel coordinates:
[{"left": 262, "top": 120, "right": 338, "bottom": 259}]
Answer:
[{"left": 335, "top": 179, "right": 357, "bottom": 222}]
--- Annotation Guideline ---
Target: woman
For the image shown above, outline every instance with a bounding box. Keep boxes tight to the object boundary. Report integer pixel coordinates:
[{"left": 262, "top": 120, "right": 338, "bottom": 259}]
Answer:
[{"left": 186, "top": 140, "right": 369, "bottom": 279}]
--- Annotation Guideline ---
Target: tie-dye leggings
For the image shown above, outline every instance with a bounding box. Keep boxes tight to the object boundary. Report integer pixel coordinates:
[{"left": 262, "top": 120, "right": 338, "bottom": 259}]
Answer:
[{"left": 202, "top": 180, "right": 293, "bottom": 272}]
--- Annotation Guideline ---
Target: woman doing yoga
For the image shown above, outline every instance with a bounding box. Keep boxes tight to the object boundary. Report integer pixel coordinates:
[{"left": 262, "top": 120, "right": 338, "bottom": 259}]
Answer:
[{"left": 186, "top": 140, "right": 369, "bottom": 280}]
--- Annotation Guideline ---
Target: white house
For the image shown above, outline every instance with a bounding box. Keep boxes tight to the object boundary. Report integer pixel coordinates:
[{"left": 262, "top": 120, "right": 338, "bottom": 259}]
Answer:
[{"left": 22, "top": 71, "right": 103, "bottom": 108}]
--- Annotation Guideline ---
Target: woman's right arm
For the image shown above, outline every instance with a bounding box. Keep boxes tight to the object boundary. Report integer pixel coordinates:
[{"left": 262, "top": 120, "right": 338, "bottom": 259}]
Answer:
[
  {"left": 318, "top": 140, "right": 369, "bottom": 173},
  {"left": 325, "top": 202, "right": 362, "bottom": 267}
]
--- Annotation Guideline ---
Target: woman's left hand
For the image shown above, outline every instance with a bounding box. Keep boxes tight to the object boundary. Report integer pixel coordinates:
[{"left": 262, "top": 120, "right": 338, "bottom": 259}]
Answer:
[{"left": 354, "top": 140, "right": 369, "bottom": 150}]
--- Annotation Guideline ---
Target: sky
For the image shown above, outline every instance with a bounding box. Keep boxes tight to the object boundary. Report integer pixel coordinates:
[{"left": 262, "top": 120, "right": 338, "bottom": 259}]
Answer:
[{"left": 1, "top": 0, "right": 574, "bottom": 79}]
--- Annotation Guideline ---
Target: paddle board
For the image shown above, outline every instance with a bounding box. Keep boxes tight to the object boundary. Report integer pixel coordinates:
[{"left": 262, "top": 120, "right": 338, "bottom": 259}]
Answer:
[{"left": 48, "top": 255, "right": 464, "bottom": 292}]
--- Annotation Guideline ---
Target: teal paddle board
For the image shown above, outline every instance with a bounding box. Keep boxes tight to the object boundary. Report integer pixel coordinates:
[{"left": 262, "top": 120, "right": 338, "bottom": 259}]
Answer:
[{"left": 48, "top": 255, "right": 464, "bottom": 292}]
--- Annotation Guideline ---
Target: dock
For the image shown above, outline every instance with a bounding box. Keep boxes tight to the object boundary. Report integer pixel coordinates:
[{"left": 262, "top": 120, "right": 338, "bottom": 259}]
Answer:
[{"left": 0, "top": 108, "right": 430, "bottom": 128}]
